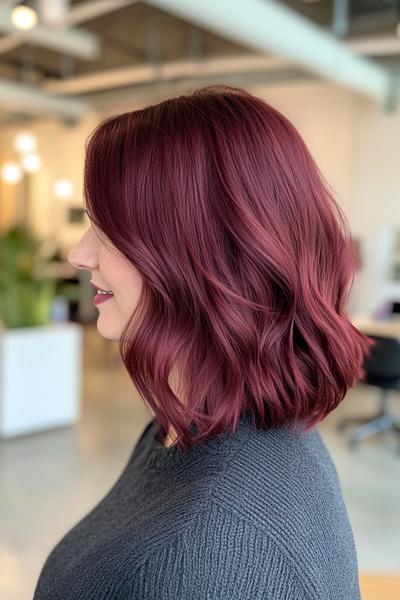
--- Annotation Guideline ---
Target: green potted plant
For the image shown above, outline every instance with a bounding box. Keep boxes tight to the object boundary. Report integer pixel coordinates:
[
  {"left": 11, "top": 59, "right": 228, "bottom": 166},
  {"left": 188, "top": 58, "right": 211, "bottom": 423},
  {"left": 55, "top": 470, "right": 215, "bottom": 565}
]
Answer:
[
  {"left": 0, "top": 224, "right": 82, "bottom": 438},
  {"left": 0, "top": 224, "right": 57, "bottom": 328}
]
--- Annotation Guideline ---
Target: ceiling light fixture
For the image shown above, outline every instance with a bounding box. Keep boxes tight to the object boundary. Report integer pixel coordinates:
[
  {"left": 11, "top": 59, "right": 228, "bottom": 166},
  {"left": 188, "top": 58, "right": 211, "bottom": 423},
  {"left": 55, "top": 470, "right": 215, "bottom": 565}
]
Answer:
[
  {"left": 10, "top": 1, "right": 38, "bottom": 31},
  {"left": 1, "top": 161, "right": 23, "bottom": 184},
  {"left": 14, "top": 131, "right": 38, "bottom": 154},
  {"left": 53, "top": 178, "right": 74, "bottom": 199},
  {"left": 20, "top": 153, "right": 42, "bottom": 173}
]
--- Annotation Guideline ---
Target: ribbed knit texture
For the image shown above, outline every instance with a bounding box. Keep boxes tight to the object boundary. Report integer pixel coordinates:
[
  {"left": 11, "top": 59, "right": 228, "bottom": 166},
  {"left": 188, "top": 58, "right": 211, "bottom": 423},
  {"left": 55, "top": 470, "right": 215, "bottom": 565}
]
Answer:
[{"left": 33, "top": 413, "right": 361, "bottom": 599}]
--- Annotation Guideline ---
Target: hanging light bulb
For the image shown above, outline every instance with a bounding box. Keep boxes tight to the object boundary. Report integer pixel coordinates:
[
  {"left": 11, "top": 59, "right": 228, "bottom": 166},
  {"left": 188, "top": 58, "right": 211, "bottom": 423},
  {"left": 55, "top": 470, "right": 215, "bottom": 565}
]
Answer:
[
  {"left": 1, "top": 161, "right": 23, "bottom": 184},
  {"left": 20, "top": 153, "right": 42, "bottom": 173},
  {"left": 53, "top": 178, "right": 74, "bottom": 199},
  {"left": 10, "top": 1, "right": 38, "bottom": 31},
  {"left": 14, "top": 130, "right": 38, "bottom": 154}
]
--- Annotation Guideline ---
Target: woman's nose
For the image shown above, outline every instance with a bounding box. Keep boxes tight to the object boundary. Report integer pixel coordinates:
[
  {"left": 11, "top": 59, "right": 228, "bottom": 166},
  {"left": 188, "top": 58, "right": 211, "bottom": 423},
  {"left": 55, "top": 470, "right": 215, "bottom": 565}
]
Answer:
[
  {"left": 68, "top": 231, "right": 98, "bottom": 271},
  {"left": 68, "top": 248, "right": 88, "bottom": 271}
]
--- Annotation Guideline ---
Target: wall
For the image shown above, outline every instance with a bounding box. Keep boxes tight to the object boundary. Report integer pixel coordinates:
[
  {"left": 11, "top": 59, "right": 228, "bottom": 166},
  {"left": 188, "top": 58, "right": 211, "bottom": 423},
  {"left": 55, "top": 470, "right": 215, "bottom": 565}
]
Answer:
[{"left": 349, "top": 94, "right": 400, "bottom": 314}]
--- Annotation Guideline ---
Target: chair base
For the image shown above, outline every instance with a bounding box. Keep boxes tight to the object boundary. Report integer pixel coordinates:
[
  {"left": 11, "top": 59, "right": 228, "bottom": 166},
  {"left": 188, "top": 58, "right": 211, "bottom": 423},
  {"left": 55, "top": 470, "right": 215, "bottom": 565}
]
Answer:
[{"left": 338, "top": 412, "right": 400, "bottom": 449}]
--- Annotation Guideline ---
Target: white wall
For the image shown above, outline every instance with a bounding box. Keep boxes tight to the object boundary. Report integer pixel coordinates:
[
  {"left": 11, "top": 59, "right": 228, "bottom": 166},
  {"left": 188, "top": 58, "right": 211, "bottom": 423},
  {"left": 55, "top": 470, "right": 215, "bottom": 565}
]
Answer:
[{"left": 349, "top": 95, "right": 400, "bottom": 314}]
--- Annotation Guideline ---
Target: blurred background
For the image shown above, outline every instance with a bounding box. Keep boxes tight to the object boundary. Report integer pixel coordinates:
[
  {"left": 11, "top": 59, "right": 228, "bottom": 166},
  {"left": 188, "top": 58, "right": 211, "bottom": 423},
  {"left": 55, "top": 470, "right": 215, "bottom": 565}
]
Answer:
[{"left": 0, "top": 1, "right": 400, "bottom": 599}]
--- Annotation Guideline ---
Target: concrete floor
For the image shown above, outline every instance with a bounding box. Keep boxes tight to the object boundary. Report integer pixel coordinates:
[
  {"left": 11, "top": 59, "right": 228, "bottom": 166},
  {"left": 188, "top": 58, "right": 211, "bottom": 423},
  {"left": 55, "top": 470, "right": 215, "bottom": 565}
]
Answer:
[{"left": 1, "top": 323, "right": 400, "bottom": 600}]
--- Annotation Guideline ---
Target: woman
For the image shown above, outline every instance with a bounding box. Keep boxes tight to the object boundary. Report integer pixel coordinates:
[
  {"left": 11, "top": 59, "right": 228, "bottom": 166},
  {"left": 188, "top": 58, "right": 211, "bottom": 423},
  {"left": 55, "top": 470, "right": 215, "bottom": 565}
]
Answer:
[{"left": 33, "top": 85, "right": 373, "bottom": 599}]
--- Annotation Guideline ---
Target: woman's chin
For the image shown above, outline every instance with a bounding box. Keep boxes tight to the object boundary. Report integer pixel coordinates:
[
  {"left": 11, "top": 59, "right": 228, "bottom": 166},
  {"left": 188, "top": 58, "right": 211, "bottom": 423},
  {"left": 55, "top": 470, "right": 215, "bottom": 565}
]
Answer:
[{"left": 95, "top": 316, "right": 122, "bottom": 342}]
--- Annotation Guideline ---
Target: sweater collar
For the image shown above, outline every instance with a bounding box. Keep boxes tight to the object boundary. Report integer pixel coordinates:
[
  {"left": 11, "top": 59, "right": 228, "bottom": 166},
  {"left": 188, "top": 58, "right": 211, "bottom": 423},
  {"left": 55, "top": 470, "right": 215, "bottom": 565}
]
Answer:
[{"left": 142, "top": 412, "right": 254, "bottom": 470}]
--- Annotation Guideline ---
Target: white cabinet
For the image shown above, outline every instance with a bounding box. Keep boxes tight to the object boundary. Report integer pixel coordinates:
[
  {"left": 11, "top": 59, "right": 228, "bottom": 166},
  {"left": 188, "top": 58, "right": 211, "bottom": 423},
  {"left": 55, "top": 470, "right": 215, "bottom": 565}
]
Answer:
[{"left": 0, "top": 322, "right": 82, "bottom": 438}]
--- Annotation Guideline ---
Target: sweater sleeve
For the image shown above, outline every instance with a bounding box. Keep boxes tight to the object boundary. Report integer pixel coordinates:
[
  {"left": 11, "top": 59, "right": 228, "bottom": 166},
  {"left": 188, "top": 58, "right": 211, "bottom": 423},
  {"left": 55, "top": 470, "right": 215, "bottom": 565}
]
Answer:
[{"left": 125, "top": 503, "right": 315, "bottom": 600}]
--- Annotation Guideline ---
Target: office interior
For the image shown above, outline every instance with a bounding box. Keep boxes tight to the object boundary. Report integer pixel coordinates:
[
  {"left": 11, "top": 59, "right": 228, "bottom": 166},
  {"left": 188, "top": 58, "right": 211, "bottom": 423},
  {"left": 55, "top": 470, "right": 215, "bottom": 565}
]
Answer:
[{"left": 0, "top": 1, "right": 400, "bottom": 599}]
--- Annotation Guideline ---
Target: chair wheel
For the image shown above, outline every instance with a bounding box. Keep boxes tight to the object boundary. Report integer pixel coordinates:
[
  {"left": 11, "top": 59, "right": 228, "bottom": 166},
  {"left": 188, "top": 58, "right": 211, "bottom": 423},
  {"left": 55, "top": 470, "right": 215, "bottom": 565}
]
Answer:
[
  {"left": 337, "top": 420, "right": 349, "bottom": 432},
  {"left": 349, "top": 436, "right": 358, "bottom": 449}
]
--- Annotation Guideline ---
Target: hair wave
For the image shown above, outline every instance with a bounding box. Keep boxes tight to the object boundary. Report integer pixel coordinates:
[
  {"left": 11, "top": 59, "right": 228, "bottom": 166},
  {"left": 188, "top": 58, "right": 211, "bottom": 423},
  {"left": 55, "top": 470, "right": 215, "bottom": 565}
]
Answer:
[{"left": 83, "top": 84, "right": 375, "bottom": 452}]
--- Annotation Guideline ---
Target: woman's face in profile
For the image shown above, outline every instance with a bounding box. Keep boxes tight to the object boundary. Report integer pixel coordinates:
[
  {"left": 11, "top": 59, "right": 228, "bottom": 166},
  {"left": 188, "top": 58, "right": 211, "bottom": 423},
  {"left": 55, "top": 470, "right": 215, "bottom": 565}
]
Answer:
[{"left": 67, "top": 220, "right": 143, "bottom": 341}]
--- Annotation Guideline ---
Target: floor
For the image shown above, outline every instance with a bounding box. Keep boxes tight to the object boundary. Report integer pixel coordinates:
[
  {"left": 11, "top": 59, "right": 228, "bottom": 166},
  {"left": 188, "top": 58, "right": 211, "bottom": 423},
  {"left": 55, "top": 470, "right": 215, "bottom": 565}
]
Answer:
[{"left": 1, "top": 323, "right": 400, "bottom": 600}]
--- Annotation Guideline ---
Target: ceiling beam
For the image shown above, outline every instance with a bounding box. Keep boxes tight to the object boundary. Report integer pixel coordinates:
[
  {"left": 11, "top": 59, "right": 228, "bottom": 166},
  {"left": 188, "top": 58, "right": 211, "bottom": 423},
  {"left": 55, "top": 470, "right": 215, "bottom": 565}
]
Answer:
[
  {"left": 41, "top": 54, "right": 295, "bottom": 95},
  {"left": 144, "top": 0, "right": 399, "bottom": 109},
  {"left": 0, "top": 77, "right": 91, "bottom": 120},
  {"left": 0, "top": 1, "right": 100, "bottom": 60},
  {"left": 347, "top": 35, "right": 400, "bottom": 57}
]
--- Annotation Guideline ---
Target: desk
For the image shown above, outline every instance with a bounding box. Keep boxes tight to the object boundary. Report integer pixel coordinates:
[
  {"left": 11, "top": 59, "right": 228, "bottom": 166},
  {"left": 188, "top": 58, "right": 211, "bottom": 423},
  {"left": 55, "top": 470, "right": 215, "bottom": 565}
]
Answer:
[
  {"left": 359, "top": 573, "right": 400, "bottom": 600},
  {"left": 352, "top": 316, "right": 400, "bottom": 340}
]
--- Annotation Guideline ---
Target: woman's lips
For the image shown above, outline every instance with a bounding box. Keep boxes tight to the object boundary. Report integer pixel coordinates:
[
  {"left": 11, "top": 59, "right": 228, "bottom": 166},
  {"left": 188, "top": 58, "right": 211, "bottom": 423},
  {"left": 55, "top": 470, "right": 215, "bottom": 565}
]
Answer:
[{"left": 93, "top": 292, "right": 113, "bottom": 305}]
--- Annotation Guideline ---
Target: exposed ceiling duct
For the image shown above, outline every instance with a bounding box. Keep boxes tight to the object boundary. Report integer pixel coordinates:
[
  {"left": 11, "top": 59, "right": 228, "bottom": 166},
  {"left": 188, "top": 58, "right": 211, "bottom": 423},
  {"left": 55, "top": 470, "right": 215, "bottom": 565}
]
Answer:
[
  {"left": 145, "top": 0, "right": 399, "bottom": 110},
  {"left": 0, "top": 77, "right": 91, "bottom": 121}
]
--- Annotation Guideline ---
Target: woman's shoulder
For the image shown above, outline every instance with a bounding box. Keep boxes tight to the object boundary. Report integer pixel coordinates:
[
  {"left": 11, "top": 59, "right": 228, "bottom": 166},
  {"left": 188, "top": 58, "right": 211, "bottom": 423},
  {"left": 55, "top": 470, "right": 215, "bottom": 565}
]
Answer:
[
  {"left": 215, "top": 419, "right": 344, "bottom": 517},
  {"left": 212, "top": 419, "right": 356, "bottom": 551},
  {"left": 203, "top": 420, "right": 360, "bottom": 598}
]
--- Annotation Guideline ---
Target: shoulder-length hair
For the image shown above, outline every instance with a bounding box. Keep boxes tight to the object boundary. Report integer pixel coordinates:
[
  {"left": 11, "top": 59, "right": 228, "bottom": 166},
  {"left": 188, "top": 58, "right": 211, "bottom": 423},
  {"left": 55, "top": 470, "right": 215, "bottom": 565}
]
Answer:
[{"left": 83, "top": 84, "right": 375, "bottom": 452}]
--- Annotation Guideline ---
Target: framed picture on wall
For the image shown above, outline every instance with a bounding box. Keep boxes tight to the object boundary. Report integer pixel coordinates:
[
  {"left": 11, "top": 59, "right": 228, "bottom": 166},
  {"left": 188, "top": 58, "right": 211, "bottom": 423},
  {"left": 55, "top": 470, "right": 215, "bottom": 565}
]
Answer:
[
  {"left": 389, "top": 228, "right": 400, "bottom": 282},
  {"left": 68, "top": 207, "right": 86, "bottom": 224}
]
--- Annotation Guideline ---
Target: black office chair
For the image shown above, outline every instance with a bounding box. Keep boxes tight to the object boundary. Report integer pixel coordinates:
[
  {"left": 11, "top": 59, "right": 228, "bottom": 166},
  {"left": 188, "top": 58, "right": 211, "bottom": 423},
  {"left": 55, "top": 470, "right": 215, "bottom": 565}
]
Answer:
[
  {"left": 338, "top": 335, "right": 400, "bottom": 448},
  {"left": 391, "top": 301, "right": 400, "bottom": 315}
]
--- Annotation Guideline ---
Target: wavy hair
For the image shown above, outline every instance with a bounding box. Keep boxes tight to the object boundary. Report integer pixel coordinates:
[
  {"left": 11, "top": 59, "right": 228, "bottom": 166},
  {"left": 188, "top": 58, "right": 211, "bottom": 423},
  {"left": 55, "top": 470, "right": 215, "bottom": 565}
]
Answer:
[{"left": 83, "top": 84, "right": 375, "bottom": 452}]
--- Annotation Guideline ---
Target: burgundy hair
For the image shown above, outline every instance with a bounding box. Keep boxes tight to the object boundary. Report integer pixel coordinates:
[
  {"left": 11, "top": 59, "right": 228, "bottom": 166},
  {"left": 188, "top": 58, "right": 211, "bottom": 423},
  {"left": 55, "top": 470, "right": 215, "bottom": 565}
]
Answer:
[{"left": 83, "top": 84, "right": 375, "bottom": 452}]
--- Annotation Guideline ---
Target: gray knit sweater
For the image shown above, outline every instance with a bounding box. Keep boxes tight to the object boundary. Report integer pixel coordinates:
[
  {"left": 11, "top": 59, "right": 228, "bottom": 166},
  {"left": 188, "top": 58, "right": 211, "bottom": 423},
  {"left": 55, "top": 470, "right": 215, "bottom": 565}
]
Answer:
[{"left": 33, "top": 413, "right": 361, "bottom": 599}]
